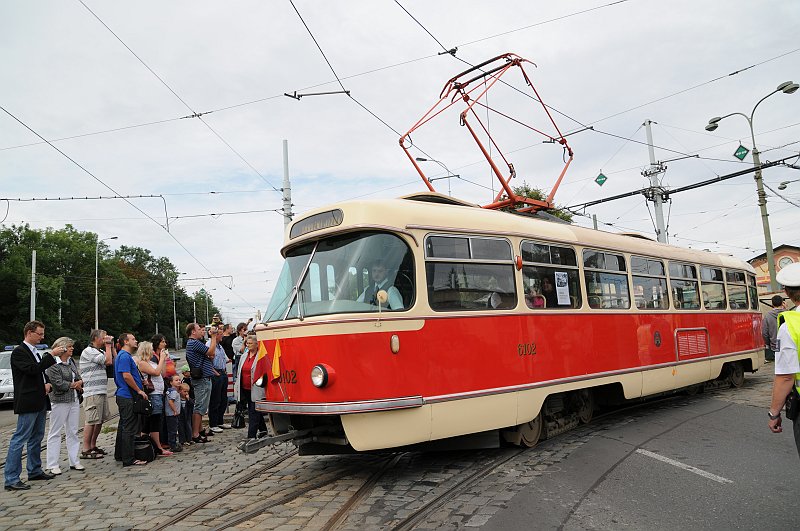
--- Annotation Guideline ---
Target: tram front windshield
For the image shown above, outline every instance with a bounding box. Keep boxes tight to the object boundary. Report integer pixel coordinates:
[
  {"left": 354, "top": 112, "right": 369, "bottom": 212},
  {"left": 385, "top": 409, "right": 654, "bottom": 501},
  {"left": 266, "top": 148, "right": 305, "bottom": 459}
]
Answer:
[{"left": 264, "top": 231, "right": 414, "bottom": 322}]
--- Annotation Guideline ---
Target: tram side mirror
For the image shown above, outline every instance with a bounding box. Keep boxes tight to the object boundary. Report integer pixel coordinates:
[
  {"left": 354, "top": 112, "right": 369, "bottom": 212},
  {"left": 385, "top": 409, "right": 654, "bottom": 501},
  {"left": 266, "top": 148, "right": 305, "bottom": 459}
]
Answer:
[{"left": 376, "top": 290, "right": 388, "bottom": 306}]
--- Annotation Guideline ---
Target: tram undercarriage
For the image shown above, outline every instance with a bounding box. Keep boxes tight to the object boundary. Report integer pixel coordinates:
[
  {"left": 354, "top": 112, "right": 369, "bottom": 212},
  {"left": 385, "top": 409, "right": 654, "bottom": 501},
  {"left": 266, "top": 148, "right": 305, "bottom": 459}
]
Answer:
[{"left": 257, "top": 360, "right": 754, "bottom": 456}]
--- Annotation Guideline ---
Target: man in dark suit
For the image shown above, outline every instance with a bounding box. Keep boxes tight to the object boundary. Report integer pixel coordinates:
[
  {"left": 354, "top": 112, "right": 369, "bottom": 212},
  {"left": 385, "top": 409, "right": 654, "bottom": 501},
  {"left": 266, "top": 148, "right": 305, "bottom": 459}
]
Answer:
[{"left": 4, "top": 320, "right": 61, "bottom": 491}]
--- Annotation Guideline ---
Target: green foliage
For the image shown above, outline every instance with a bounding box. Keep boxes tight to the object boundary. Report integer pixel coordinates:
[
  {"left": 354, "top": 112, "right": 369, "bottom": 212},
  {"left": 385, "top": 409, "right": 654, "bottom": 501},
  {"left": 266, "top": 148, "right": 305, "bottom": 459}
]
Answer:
[
  {"left": 502, "top": 181, "right": 573, "bottom": 223},
  {"left": 0, "top": 224, "right": 222, "bottom": 349}
]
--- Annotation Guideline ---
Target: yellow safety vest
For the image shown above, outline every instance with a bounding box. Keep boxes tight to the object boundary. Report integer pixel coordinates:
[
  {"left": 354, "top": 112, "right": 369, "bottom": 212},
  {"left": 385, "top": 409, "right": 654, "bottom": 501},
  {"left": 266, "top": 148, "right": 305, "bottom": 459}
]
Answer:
[{"left": 777, "top": 310, "right": 800, "bottom": 392}]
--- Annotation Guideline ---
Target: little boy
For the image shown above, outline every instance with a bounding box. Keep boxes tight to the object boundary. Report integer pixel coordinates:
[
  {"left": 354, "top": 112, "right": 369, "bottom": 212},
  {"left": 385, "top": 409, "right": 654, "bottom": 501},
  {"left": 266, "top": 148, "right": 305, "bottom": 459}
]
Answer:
[
  {"left": 178, "top": 382, "right": 194, "bottom": 446},
  {"left": 164, "top": 375, "right": 183, "bottom": 452}
]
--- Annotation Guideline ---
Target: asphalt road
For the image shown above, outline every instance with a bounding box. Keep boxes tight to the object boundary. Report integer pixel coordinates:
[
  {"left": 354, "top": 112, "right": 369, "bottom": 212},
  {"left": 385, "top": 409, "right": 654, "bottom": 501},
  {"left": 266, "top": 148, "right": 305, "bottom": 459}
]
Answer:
[{"left": 484, "top": 393, "right": 798, "bottom": 530}]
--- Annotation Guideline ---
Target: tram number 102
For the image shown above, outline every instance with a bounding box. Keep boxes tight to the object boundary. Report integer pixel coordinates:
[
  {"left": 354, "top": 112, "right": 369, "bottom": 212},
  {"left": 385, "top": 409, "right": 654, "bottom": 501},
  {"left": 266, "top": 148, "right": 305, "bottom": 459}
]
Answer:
[
  {"left": 277, "top": 370, "right": 297, "bottom": 384},
  {"left": 517, "top": 342, "right": 537, "bottom": 357}
]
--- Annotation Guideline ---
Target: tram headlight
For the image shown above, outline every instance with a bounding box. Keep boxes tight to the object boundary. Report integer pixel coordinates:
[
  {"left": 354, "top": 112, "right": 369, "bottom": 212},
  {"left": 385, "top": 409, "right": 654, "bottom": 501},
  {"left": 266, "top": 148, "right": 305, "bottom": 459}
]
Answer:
[{"left": 311, "top": 364, "right": 330, "bottom": 388}]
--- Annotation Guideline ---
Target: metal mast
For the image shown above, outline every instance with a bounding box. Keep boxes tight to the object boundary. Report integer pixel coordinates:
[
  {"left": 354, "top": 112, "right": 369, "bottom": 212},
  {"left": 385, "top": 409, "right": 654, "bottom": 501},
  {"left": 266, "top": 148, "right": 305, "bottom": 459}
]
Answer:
[
  {"left": 643, "top": 120, "right": 668, "bottom": 243},
  {"left": 282, "top": 139, "right": 293, "bottom": 227}
]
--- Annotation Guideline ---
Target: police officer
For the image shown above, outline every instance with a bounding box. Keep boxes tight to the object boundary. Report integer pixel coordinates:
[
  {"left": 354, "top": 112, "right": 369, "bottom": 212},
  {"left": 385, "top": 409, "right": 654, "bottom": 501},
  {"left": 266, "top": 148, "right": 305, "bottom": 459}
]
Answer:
[{"left": 767, "top": 262, "right": 800, "bottom": 457}]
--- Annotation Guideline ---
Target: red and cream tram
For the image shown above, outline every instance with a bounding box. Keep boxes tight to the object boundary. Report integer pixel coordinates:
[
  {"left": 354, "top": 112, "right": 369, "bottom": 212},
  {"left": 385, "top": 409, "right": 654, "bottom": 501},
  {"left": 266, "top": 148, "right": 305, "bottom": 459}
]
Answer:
[{"left": 254, "top": 193, "right": 764, "bottom": 454}]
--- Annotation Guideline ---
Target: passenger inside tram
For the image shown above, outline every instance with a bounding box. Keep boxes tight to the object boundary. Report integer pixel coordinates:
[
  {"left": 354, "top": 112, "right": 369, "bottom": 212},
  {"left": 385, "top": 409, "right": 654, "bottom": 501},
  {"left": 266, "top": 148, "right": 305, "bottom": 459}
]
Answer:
[{"left": 525, "top": 287, "right": 546, "bottom": 308}]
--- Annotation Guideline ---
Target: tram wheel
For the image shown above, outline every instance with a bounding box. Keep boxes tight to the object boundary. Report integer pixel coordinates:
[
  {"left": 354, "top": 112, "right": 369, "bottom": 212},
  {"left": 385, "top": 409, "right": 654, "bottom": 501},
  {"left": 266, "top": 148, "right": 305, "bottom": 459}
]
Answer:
[
  {"left": 728, "top": 362, "right": 745, "bottom": 388},
  {"left": 575, "top": 389, "right": 594, "bottom": 424},
  {"left": 519, "top": 414, "right": 543, "bottom": 448}
]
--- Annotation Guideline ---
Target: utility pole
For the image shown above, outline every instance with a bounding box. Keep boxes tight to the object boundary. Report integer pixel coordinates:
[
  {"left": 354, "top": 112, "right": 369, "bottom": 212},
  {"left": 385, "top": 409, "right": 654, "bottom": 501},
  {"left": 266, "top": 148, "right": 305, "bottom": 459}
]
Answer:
[
  {"left": 30, "top": 250, "right": 37, "bottom": 321},
  {"left": 643, "top": 120, "right": 668, "bottom": 243},
  {"left": 282, "top": 139, "right": 293, "bottom": 227}
]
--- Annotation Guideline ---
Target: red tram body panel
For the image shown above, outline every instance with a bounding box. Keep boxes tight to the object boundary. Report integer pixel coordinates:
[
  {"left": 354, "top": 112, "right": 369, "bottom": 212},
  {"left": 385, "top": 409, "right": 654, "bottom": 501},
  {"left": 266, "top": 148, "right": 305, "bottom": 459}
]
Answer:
[{"left": 255, "top": 194, "right": 764, "bottom": 453}]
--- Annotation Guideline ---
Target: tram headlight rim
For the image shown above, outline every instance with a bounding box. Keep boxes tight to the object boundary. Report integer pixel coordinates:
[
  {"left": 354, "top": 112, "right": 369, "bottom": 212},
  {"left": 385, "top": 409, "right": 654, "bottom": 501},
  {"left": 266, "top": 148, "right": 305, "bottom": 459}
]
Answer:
[{"left": 311, "top": 364, "right": 329, "bottom": 388}]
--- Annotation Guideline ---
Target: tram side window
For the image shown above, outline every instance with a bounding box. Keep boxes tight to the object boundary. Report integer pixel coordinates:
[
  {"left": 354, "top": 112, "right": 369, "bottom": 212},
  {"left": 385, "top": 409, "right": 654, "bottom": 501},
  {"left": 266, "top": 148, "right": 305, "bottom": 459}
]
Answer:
[
  {"left": 584, "top": 250, "right": 630, "bottom": 309},
  {"left": 520, "top": 241, "right": 580, "bottom": 309},
  {"left": 726, "top": 270, "right": 748, "bottom": 309},
  {"left": 668, "top": 261, "right": 700, "bottom": 310},
  {"left": 426, "top": 235, "right": 516, "bottom": 311},
  {"left": 747, "top": 273, "right": 759, "bottom": 310},
  {"left": 631, "top": 256, "right": 669, "bottom": 310},
  {"left": 700, "top": 266, "right": 726, "bottom": 310}
]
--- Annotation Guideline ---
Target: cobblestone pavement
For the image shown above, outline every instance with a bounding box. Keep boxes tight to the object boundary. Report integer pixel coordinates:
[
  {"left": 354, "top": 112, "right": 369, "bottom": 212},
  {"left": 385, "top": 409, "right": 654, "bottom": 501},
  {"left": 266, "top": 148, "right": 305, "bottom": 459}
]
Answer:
[{"left": 0, "top": 367, "right": 776, "bottom": 530}]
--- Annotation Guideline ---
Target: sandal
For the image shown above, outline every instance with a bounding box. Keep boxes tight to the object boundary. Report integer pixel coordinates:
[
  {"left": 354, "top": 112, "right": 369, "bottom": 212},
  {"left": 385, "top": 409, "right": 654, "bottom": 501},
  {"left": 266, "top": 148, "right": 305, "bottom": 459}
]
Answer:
[
  {"left": 81, "top": 450, "right": 103, "bottom": 460},
  {"left": 92, "top": 447, "right": 107, "bottom": 455},
  {"left": 123, "top": 459, "right": 148, "bottom": 467}
]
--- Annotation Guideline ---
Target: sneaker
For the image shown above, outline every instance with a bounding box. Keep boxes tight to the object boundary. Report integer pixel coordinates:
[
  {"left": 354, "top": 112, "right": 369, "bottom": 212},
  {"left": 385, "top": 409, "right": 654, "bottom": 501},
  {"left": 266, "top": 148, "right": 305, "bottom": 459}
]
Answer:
[
  {"left": 69, "top": 464, "right": 86, "bottom": 471},
  {"left": 182, "top": 441, "right": 192, "bottom": 447},
  {"left": 209, "top": 426, "right": 223, "bottom": 433},
  {"left": 48, "top": 466, "right": 62, "bottom": 475},
  {"left": 219, "top": 423, "right": 232, "bottom": 429}
]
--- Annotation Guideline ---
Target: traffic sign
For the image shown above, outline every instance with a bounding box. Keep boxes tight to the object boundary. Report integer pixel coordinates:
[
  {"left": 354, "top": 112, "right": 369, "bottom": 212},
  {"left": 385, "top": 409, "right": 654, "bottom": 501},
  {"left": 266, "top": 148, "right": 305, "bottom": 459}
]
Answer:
[
  {"left": 595, "top": 173, "right": 607, "bottom": 187},
  {"left": 733, "top": 144, "right": 749, "bottom": 161}
]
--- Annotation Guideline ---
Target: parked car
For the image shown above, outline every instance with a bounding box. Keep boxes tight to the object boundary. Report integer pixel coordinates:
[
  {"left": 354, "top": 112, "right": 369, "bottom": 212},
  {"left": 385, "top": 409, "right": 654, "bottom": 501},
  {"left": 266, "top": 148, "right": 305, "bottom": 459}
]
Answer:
[
  {"left": 1, "top": 344, "right": 51, "bottom": 404},
  {"left": 0, "top": 348, "right": 13, "bottom": 403}
]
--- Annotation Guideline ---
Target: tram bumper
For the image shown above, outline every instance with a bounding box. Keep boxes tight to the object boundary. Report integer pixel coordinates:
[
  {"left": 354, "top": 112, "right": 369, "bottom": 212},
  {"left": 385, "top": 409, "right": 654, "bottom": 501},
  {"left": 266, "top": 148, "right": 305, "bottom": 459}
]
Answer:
[{"left": 257, "top": 396, "right": 428, "bottom": 452}]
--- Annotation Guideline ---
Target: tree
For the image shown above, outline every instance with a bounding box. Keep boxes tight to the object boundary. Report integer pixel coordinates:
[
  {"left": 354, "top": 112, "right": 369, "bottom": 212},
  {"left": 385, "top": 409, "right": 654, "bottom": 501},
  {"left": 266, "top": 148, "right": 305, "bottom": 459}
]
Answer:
[
  {"left": 0, "top": 224, "right": 196, "bottom": 349},
  {"left": 502, "top": 181, "right": 573, "bottom": 223}
]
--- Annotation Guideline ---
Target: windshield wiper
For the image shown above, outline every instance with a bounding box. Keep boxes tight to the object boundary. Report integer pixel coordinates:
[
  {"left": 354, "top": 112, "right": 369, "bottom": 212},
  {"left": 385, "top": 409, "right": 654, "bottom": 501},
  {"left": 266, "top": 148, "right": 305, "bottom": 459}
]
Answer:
[{"left": 281, "top": 242, "right": 318, "bottom": 321}]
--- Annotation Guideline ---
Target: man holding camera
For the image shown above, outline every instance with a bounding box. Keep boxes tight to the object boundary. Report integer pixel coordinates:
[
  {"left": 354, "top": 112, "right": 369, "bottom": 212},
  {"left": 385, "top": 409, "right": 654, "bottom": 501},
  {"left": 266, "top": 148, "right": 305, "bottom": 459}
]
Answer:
[
  {"left": 113, "top": 333, "right": 148, "bottom": 467},
  {"left": 208, "top": 325, "right": 232, "bottom": 432},
  {"left": 185, "top": 322, "right": 219, "bottom": 443},
  {"left": 4, "top": 321, "right": 58, "bottom": 491},
  {"left": 80, "top": 329, "right": 115, "bottom": 459}
]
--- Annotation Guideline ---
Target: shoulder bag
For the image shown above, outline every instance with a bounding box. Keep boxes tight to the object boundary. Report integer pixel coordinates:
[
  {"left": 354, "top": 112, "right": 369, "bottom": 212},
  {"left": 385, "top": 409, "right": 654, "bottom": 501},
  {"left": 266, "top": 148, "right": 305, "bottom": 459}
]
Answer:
[{"left": 132, "top": 395, "right": 153, "bottom": 416}]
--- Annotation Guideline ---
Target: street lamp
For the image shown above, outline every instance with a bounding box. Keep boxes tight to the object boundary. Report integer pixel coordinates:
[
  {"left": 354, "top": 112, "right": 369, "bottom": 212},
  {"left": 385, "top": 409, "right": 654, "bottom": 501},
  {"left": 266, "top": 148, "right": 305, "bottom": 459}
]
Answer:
[
  {"left": 170, "top": 272, "right": 185, "bottom": 349},
  {"left": 415, "top": 157, "right": 456, "bottom": 196},
  {"left": 778, "top": 179, "right": 800, "bottom": 191},
  {"left": 94, "top": 236, "right": 118, "bottom": 329},
  {"left": 705, "top": 80, "right": 799, "bottom": 292}
]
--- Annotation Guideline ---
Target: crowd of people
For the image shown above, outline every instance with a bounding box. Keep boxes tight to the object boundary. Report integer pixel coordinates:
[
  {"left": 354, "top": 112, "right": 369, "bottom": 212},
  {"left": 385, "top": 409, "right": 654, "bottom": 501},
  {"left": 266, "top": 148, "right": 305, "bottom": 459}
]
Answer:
[{"left": 4, "top": 316, "right": 262, "bottom": 491}]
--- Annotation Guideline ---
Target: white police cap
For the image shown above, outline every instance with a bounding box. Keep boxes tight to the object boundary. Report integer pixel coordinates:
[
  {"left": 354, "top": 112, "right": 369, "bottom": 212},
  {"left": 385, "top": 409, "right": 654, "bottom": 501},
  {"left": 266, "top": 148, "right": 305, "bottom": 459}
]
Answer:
[{"left": 776, "top": 261, "right": 800, "bottom": 288}]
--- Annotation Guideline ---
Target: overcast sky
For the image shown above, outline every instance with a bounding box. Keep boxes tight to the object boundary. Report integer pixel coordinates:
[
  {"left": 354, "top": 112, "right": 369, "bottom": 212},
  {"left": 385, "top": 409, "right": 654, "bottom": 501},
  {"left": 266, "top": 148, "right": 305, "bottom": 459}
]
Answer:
[{"left": 1, "top": 0, "right": 798, "bottom": 322}]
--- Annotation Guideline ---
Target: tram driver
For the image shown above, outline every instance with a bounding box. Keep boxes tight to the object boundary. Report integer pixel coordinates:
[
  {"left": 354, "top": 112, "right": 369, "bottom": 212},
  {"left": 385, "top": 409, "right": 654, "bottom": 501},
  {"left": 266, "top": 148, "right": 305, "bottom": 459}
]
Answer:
[{"left": 357, "top": 259, "right": 404, "bottom": 310}]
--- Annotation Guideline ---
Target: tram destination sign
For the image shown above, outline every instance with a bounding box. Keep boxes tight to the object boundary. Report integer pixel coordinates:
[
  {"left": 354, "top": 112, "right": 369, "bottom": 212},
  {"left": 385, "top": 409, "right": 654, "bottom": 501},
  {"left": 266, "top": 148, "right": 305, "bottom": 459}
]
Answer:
[{"left": 290, "top": 209, "right": 344, "bottom": 239}]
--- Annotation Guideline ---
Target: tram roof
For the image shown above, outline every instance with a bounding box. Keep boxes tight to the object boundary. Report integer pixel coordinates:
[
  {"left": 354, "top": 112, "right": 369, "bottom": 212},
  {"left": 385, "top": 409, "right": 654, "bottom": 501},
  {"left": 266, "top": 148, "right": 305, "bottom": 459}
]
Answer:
[{"left": 285, "top": 193, "right": 755, "bottom": 273}]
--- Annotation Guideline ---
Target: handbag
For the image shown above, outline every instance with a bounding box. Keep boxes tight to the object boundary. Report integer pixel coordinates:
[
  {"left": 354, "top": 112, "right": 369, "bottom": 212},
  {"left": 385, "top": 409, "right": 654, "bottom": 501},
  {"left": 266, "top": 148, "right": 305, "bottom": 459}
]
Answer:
[
  {"left": 142, "top": 375, "right": 155, "bottom": 393},
  {"left": 786, "top": 386, "right": 800, "bottom": 421},
  {"left": 134, "top": 435, "right": 156, "bottom": 462},
  {"left": 76, "top": 388, "right": 84, "bottom": 404},
  {"left": 132, "top": 395, "right": 153, "bottom": 416},
  {"left": 232, "top": 404, "right": 246, "bottom": 429}
]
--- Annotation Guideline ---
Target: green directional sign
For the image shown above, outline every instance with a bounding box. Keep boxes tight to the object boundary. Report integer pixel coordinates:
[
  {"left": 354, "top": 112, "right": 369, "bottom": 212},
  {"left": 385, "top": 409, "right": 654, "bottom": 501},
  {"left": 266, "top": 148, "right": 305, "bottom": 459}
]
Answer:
[
  {"left": 595, "top": 172, "right": 607, "bottom": 187},
  {"left": 733, "top": 144, "right": 749, "bottom": 161}
]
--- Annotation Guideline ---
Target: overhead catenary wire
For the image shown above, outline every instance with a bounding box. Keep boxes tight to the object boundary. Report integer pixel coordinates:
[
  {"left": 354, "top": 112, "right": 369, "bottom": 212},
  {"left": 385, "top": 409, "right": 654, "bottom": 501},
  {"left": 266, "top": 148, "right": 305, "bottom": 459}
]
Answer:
[
  {"left": 0, "top": 105, "right": 259, "bottom": 312},
  {"left": 77, "top": 0, "right": 280, "bottom": 193}
]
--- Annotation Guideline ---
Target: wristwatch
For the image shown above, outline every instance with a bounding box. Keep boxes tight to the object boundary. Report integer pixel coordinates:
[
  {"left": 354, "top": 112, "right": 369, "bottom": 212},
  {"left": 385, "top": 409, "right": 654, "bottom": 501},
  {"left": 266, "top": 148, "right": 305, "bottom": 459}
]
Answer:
[{"left": 768, "top": 410, "right": 781, "bottom": 420}]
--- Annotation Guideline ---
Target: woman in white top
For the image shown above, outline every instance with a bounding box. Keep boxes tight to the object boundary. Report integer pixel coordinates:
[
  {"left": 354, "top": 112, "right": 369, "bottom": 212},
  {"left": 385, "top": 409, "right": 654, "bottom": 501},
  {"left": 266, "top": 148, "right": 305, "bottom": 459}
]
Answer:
[
  {"left": 44, "top": 337, "right": 84, "bottom": 474},
  {"left": 135, "top": 341, "right": 171, "bottom": 456}
]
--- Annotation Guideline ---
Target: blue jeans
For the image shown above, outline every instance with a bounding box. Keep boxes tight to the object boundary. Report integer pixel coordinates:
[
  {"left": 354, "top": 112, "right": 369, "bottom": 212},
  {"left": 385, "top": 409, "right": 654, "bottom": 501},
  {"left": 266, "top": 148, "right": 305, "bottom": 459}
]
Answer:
[{"left": 4, "top": 409, "right": 47, "bottom": 486}]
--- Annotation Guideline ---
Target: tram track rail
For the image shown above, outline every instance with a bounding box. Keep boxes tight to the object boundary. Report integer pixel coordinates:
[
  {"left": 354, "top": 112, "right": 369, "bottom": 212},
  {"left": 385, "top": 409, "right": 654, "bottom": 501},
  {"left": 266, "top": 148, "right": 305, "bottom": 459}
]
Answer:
[{"left": 151, "top": 446, "right": 299, "bottom": 531}]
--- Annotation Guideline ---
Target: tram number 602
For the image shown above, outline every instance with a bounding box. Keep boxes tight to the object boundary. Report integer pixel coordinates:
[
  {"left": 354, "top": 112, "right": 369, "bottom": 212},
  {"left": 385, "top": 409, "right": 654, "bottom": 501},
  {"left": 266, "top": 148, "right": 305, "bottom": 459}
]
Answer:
[
  {"left": 518, "top": 342, "right": 537, "bottom": 356},
  {"left": 278, "top": 370, "right": 297, "bottom": 384}
]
